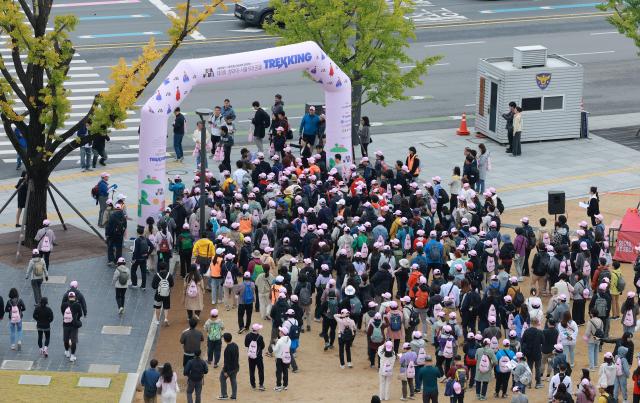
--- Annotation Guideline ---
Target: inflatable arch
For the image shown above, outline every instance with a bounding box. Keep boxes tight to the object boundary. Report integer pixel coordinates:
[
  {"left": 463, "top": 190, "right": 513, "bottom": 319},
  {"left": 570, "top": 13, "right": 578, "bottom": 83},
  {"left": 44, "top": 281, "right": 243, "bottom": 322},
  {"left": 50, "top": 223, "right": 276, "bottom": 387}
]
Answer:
[{"left": 137, "top": 41, "right": 352, "bottom": 224}]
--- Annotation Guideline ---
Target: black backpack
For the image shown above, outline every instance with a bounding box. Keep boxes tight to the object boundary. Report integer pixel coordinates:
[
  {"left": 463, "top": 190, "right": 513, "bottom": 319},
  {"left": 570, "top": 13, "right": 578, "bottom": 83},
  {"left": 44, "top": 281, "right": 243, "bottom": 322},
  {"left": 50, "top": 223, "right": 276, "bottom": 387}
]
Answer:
[
  {"left": 496, "top": 197, "right": 505, "bottom": 214},
  {"left": 341, "top": 326, "right": 354, "bottom": 342},
  {"left": 408, "top": 306, "right": 420, "bottom": 327},
  {"left": 112, "top": 216, "right": 125, "bottom": 237},
  {"left": 438, "top": 188, "right": 449, "bottom": 204}
]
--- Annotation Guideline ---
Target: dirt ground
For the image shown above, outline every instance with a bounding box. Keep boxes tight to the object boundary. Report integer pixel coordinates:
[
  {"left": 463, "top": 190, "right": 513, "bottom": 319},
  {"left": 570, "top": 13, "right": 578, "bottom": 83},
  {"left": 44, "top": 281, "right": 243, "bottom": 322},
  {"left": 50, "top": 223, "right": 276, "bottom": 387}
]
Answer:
[{"left": 134, "top": 190, "right": 640, "bottom": 403}]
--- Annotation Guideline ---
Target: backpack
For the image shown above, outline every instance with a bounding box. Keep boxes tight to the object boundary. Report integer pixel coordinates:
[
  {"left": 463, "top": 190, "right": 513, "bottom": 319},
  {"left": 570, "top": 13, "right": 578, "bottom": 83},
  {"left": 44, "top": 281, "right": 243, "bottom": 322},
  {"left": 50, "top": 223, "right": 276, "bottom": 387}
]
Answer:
[
  {"left": 281, "top": 343, "right": 291, "bottom": 364},
  {"left": 341, "top": 326, "right": 355, "bottom": 342},
  {"left": 91, "top": 183, "right": 99, "bottom": 200},
  {"left": 350, "top": 297, "right": 362, "bottom": 315},
  {"left": 455, "top": 367, "right": 467, "bottom": 389},
  {"left": 157, "top": 273, "right": 171, "bottom": 297},
  {"left": 381, "top": 359, "right": 394, "bottom": 376},
  {"left": 370, "top": 322, "right": 384, "bottom": 344},
  {"left": 299, "top": 283, "right": 312, "bottom": 306},
  {"left": 536, "top": 252, "right": 550, "bottom": 275},
  {"left": 496, "top": 197, "right": 505, "bottom": 214},
  {"left": 616, "top": 357, "right": 623, "bottom": 377},
  {"left": 478, "top": 354, "right": 491, "bottom": 374},
  {"left": 33, "top": 259, "right": 45, "bottom": 277},
  {"left": 408, "top": 307, "right": 420, "bottom": 328},
  {"left": 597, "top": 270, "right": 611, "bottom": 286},
  {"left": 486, "top": 255, "right": 495, "bottom": 272},
  {"left": 187, "top": 280, "right": 199, "bottom": 298},
  {"left": 582, "top": 260, "right": 591, "bottom": 277},
  {"left": 40, "top": 233, "right": 52, "bottom": 252},
  {"left": 520, "top": 364, "right": 532, "bottom": 385},
  {"left": 248, "top": 339, "right": 258, "bottom": 359},
  {"left": 438, "top": 188, "right": 450, "bottom": 204},
  {"left": 111, "top": 216, "right": 125, "bottom": 237},
  {"left": 180, "top": 233, "right": 193, "bottom": 250},
  {"left": 416, "top": 347, "right": 427, "bottom": 365},
  {"left": 428, "top": 242, "right": 441, "bottom": 261},
  {"left": 251, "top": 264, "right": 263, "bottom": 282},
  {"left": 406, "top": 361, "right": 416, "bottom": 379},
  {"left": 444, "top": 379, "right": 455, "bottom": 396},
  {"left": 614, "top": 271, "right": 626, "bottom": 292},
  {"left": 63, "top": 306, "right": 73, "bottom": 323},
  {"left": 602, "top": 392, "right": 616, "bottom": 403},
  {"left": 415, "top": 289, "right": 429, "bottom": 309},
  {"left": 117, "top": 266, "right": 129, "bottom": 286},
  {"left": 594, "top": 294, "right": 608, "bottom": 317},
  {"left": 525, "top": 227, "right": 536, "bottom": 250},
  {"left": 623, "top": 309, "right": 635, "bottom": 327},
  {"left": 326, "top": 297, "right": 338, "bottom": 317},
  {"left": 243, "top": 283, "right": 254, "bottom": 304},
  {"left": 465, "top": 344, "right": 478, "bottom": 366},
  {"left": 223, "top": 270, "right": 234, "bottom": 288},
  {"left": 443, "top": 338, "right": 454, "bottom": 358},
  {"left": 389, "top": 312, "right": 402, "bottom": 331},
  {"left": 590, "top": 319, "right": 605, "bottom": 339},
  {"left": 158, "top": 234, "right": 170, "bottom": 254},
  {"left": 288, "top": 320, "right": 300, "bottom": 340},
  {"left": 512, "top": 288, "right": 525, "bottom": 308},
  {"left": 10, "top": 303, "right": 20, "bottom": 323},
  {"left": 208, "top": 321, "right": 222, "bottom": 341},
  {"left": 495, "top": 352, "right": 511, "bottom": 373},
  {"left": 490, "top": 336, "right": 499, "bottom": 352},
  {"left": 260, "top": 234, "right": 270, "bottom": 250}
]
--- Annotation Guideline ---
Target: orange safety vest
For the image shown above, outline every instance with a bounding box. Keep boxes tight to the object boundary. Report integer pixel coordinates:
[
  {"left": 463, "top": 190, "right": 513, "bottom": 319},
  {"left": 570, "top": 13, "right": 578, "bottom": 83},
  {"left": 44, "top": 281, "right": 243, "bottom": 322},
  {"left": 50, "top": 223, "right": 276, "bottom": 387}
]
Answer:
[
  {"left": 239, "top": 216, "right": 252, "bottom": 235},
  {"left": 407, "top": 154, "right": 420, "bottom": 176},
  {"left": 270, "top": 284, "right": 283, "bottom": 304}
]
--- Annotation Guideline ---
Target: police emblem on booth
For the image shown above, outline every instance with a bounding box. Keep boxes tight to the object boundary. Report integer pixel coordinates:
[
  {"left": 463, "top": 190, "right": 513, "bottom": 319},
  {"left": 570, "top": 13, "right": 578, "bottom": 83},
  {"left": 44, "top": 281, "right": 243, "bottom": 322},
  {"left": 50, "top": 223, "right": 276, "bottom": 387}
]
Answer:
[{"left": 535, "top": 73, "right": 551, "bottom": 90}]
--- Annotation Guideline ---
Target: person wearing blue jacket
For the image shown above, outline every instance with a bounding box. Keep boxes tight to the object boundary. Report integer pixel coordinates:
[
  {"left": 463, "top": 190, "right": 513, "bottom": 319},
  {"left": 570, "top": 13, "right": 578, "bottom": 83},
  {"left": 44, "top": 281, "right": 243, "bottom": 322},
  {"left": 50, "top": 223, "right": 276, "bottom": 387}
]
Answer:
[
  {"left": 424, "top": 231, "right": 444, "bottom": 278},
  {"left": 495, "top": 340, "right": 515, "bottom": 398},
  {"left": 613, "top": 345, "right": 630, "bottom": 403},
  {"left": 299, "top": 106, "right": 320, "bottom": 147},
  {"left": 168, "top": 175, "right": 185, "bottom": 204}
]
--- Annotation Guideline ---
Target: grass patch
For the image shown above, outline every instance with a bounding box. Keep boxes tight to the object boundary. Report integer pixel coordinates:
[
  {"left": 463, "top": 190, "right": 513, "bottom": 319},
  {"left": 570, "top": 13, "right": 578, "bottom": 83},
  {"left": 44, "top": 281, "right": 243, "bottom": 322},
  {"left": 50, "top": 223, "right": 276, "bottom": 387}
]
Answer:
[{"left": 0, "top": 370, "right": 127, "bottom": 403}]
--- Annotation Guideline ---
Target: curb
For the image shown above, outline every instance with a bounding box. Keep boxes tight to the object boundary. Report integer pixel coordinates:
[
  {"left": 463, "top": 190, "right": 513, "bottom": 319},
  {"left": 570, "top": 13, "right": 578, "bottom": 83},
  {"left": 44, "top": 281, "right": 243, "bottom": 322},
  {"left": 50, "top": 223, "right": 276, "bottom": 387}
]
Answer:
[{"left": 119, "top": 373, "right": 138, "bottom": 403}]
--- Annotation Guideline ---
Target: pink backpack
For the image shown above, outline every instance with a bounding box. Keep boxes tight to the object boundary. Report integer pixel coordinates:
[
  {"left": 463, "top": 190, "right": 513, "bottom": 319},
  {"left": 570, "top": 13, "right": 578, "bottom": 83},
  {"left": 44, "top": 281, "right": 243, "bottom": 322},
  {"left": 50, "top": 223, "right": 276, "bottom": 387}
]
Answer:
[
  {"left": 299, "top": 222, "right": 308, "bottom": 238},
  {"left": 404, "top": 234, "right": 411, "bottom": 251},
  {"left": 281, "top": 340, "right": 291, "bottom": 364},
  {"left": 490, "top": 337, "right": 499, "bottom": 352},
  {"left": 616, "top": 357, "right": 623, "bottom": 376},
  {"left": 508, "top": 313, "right": 515, "bottom": 331},
  {"left": 478, "top": 353, "right": 491, "bottom": 373},
  {"left": 417, "top": 347, "right": 427, "bottom": 365},
  {"left": 10, "top": 304, "right": 20, "bottom": 324},
  {"left": 187, "top": 280, "right": 199, "bottom": 298},
  {"left": 443, "top": 339, "right": 454, "bottom": 358},
  {"left": 63, "top": 307, "right": 73, "bottom": 323},
  {"left": 381, "top": 360, "right": 393, "bottom": 376},
  {"left": 582, "top": 261, "right": 591, "bottom": 277},
  {"left": 361, "top": 243, "right": 369, "bottom": 259},
  {"left": 406, "top": 361, "right": 416, "bottom": 378},
  {"left": 223, "top": 270, "right": 234, "bottom": 288},
  {"left": 488, "top": 305, "right": 497, "bottom": 320},
  {"left": 499, "top": 354, "right": 511, "bottom": 372},
  {"left": 486, "top": 256, "right": 495, "bottom": 272},
  {"left": 247, "top": 340, "right": 258, "bottom": 359}
]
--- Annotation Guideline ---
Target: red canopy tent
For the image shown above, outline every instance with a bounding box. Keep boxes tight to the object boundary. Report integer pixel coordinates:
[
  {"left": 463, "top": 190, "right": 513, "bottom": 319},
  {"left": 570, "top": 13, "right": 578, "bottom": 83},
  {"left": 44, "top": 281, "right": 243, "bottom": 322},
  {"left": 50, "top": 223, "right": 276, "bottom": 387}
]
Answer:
[{"left": 613, "top": 208, "right": 640, "bottom": 263}]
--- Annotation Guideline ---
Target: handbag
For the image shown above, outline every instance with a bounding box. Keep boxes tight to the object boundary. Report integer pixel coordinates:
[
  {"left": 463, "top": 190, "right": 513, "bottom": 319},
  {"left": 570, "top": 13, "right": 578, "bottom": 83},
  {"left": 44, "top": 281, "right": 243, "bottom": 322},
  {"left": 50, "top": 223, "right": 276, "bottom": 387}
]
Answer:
[
  {"left": 213, "top": 145, "right": 224, "bottom": 162},
  {"left": 248, "top": 123, "right": 254, "bottom": 142}
]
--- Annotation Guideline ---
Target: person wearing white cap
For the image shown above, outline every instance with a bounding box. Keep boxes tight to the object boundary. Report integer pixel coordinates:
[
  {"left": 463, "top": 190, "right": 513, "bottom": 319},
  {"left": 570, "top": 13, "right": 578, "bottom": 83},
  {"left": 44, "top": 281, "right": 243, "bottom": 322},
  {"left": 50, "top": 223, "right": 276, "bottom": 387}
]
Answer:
[
  {"left": 112, "top": 257, "right": 131, "bottom": 315},
  {"left": 35, "top": 219, "right": 56, "bottom": 270}
]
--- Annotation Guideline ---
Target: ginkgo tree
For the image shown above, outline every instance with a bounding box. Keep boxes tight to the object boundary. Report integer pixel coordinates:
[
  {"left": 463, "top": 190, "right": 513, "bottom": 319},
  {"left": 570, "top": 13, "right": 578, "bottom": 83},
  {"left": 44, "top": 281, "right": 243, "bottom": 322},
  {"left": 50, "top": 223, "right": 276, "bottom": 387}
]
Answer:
[
  {"left": 0, "top": 0, "right": 224, "bottom": 245},
  {"left": 598, "top": 0, "right": 640, "bottom": 51},
  {"left": 266, "top": 0, "right": 441, "bottom": 149}
]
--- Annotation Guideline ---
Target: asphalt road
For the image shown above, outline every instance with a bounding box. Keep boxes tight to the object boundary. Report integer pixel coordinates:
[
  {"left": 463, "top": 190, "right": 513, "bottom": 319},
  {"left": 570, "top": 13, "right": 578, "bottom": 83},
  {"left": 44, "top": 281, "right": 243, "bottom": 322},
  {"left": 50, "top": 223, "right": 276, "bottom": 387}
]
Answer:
[{"left": 0, "top": 0, "right": 638, "bottom": 177}]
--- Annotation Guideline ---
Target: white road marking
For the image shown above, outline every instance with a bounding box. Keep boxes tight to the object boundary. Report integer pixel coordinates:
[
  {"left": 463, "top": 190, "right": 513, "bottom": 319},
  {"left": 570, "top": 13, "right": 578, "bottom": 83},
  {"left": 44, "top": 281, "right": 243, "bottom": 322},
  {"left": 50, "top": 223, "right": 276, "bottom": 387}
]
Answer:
[
  {"left": 560, "top": 51, "right": 615, "bottom": 56},
  {"left": 228, "top": 28, "right": 264, "bottom": 33},
  {"left": 400, "top": 62, "right": 450, "bottom": 69},
  {"left": 146, "top": 0, "right": 206, "bottom": 40},
  {"left": 590, "top": 31, "right": 619, "bottom": 36},
  {"left": 424, "top": 41, "right": 485, "bottom": 48}
]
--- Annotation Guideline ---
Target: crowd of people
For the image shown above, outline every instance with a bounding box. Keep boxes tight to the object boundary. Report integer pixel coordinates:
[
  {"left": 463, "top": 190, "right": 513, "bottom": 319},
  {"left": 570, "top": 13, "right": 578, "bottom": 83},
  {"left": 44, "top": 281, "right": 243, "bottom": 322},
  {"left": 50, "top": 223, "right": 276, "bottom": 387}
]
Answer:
[{"left": 10, "top": 94, "right": 640, "bottom": 403}]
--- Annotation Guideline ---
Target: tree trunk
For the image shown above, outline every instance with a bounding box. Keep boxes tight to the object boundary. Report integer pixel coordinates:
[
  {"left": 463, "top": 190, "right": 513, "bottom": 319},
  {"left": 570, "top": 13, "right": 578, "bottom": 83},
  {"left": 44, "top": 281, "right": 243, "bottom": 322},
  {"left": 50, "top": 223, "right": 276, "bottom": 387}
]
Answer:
[
  {"left": 351, "top": 83, "right": 363, "bottom": 160},
  {"left": 24, "top": 171, "right": 49, "bottom": 248}
]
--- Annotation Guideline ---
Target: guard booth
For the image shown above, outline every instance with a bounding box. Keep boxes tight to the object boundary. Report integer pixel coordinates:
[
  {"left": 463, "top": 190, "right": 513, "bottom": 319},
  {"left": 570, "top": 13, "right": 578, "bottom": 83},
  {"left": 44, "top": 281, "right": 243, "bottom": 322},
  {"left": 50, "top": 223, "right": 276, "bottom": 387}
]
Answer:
[{"left": 475, "top": 45, "right": 584, "bottom": 144}]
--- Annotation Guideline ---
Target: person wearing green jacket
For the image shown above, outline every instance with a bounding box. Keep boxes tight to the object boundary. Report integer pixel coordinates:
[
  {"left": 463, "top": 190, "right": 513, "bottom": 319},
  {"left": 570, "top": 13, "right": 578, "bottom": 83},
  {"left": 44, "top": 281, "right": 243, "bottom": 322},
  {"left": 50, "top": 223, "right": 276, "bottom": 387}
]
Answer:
[
  {"left": 474, "top": 338, "right": 498, "bottom": 400},
  {"left": 415, "top": 354, "right": 441, "bottom": 402}
]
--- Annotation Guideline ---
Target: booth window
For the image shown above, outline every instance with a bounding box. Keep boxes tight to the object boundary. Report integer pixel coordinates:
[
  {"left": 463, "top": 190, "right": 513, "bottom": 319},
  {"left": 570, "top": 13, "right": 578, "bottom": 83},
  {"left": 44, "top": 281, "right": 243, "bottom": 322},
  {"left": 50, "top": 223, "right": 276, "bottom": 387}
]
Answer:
[
  {"left": 522, "top": 97, "right": 542, "bottom": 111},
  {"left": 543, "top": 95, "right": 564, "bottom": 110},
  {"left": 478, "top": 77, "right": 485, "bottom": 116}
]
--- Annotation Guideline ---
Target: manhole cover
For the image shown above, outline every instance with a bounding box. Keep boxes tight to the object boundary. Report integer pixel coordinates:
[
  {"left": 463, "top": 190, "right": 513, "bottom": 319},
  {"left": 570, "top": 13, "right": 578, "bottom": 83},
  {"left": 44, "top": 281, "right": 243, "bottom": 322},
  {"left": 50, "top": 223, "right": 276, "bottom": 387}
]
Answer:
[
  {"left": 420, "top": 141, "right": 446, "bottom": 148},
  {"left": 167, "top": 169, "right": 188, "bottom": 175}
]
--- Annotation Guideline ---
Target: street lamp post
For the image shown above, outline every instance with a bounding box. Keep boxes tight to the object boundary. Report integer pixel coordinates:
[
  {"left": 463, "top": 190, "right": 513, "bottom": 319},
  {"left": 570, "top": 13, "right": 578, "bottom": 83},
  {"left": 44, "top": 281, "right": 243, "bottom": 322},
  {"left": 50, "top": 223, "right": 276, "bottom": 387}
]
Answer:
[{"left": 195, "top": 108, "right": 213, "bottom": 239}]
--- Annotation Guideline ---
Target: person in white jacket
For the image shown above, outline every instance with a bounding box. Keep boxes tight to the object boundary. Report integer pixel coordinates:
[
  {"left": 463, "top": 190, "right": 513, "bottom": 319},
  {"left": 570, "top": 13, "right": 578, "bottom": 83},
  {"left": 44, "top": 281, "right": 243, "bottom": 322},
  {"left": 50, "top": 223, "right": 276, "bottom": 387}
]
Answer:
[
  {"left": 526, "top": 292, "right": 544, "bottom": 328},
  {"left": 548, "top": 363, "right": 572, "bottom": 400},
  {"left": 112, "top": 257, "right": 131, "bottom": 315},
  {"left": 273, "top": 327, "right": 291, "bottom": 392},
  {"left": 556, "top": 311, "right": 578, "bottom": 367},
  {"left": 377, "top": 340, "right": 397, "bottom": 401},
  {"left": 598, "top": 352, "right": 617, "bottom": 393}
]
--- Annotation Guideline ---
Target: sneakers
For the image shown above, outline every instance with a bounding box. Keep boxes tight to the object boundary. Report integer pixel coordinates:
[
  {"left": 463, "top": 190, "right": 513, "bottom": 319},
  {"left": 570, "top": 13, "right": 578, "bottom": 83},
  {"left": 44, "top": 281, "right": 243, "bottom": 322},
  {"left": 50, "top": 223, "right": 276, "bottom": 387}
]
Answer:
[
  {"left": 238, "top": 328, "right": 245, "bottom": 334},
  {"left": 306, "top": 325, "right": 311, "bottom": 331},
  {"left": 535, "top": 383, "right": 543, "bottom": 389},
  {"left": 164, "top": 319, "right": 170, "bottom": 326},
  {"left": 347, "top": 362, "right": 353, "bottom": 368},
  {"left": 217, "top": 396, "right": 228, "bottom": 400},
  {"left": 64, "top": 350, "right": 70, "bottom": 358},
  {"left": 70, "top": 354, "right": 77, "bottom": 362},
  {"left": 274, "top": 386, "right": 283, "bottom": 392},
  {"left": 118, "top": 307, "right": 124, "bottom": 315},
  {"left": 17, "top": 342, "right": 21, "bottom": 351},
  {"left": 258, "top": 385, "right": 265, "bottom": 391},
  {"left": 401, "top": 398, "right": 408, "bottom": 402},
  {"left": 324, "top": 343, "right": 329, "bottom": 351},
  {"left": 340, "top": 365, "right": 345, "bottom": 369}
]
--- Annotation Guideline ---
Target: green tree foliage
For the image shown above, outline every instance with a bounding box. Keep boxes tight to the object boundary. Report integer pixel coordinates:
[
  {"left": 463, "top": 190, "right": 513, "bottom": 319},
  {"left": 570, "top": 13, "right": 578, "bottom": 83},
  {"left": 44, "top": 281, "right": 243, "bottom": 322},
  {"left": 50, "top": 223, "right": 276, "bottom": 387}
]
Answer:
[
  {"left": 0, "top": 0, "right": 225, "bottom": 244},
  {"left": 266, "top": 0, "right": 441, "bottom": 146},
  {"left": 598, "top": 0, "right": 640, "bottom": 51}
]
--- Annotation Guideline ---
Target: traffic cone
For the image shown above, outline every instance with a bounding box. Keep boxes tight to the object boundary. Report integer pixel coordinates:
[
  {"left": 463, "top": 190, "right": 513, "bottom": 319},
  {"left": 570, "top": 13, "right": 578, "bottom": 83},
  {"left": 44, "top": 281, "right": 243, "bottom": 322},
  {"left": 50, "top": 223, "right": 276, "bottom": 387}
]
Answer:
[{"left": 456, "top": 113, "right": 470, "bottom": 136}]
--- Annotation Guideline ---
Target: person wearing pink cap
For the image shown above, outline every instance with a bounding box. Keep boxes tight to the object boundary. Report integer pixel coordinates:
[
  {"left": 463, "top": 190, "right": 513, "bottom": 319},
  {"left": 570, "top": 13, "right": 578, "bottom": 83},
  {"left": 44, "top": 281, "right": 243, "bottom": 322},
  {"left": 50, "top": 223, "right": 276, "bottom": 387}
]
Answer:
[
  {"left": 35, "top": 219, "right": 56, "bottom": 270},
  {"left": 598, "top": 351, "right": 616, "bottom": 397},
  {"left": 378, "top": 340, "right": 397, "bottom": 400},
  {"left": 589, "top": 281, "right": 612, "bottom": 340},
  {"left": 334, "top": 308, "right": 357, "bottom": 368},
  {"left": 621, "top": 291, "right": 638, "bottom": 335},
  {"left": 25, "top": 249, "right": 48, "bottom": 305},
  {"left": 273, "top": 326, "right": 292, "bottom": 392},
  {"left": 95, "top": 172, "right": 111, "bottom": 227},
  {"left": 204, "top": 309, "right": 224, "bottom": 367},
  {"left": 60, "top": 290, "right": 83, "bottom": 362}
]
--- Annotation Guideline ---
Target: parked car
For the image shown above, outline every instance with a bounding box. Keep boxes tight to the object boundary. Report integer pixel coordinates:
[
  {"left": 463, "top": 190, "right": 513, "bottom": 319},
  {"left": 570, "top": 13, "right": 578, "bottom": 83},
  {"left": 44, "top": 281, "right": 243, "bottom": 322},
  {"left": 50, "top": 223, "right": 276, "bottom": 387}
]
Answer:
[{"left": 234, "top": 0, "right": 274, "bottom": 27}]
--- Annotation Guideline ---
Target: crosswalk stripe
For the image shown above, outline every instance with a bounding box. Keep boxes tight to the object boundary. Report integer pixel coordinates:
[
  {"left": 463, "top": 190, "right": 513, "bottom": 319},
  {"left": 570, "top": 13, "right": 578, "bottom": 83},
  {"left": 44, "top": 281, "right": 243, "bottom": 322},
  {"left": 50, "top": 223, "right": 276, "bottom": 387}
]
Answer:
[{"left": 2, "top": 152, "right": 157, "bottom": 163}]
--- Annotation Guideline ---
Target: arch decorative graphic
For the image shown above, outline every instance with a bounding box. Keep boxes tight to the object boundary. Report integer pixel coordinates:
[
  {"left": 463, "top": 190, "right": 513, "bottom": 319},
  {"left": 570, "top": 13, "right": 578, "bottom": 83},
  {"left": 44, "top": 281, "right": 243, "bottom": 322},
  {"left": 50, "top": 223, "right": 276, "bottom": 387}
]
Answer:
[{"left": 137, "top": 41, "right": 352, "bottom": 223}]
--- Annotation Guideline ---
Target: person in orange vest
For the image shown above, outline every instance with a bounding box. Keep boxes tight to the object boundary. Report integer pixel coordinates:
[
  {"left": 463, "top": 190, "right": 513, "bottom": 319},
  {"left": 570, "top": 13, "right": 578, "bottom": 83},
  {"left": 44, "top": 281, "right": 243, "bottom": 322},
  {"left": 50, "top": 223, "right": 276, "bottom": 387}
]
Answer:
[{"left": 405, "top": 146, "right": 421, "bottom": 178}]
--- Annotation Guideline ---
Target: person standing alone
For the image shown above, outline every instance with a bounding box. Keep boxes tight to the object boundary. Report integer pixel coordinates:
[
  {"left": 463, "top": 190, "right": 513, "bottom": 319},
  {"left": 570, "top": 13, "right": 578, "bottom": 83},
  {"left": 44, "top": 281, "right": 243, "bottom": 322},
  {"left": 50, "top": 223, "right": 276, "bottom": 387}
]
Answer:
[
  {"left": 512, "top": 106, "right": 523, "bottom": 157},
  {"left": 251, "top": 101, "right": 270, "bottom": 152},
  {"left": 173, "top": 107, "right": 186, "bottom": 162},
  {"left": 502, "top": 101, "right": 516, "bottom": 153}
]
